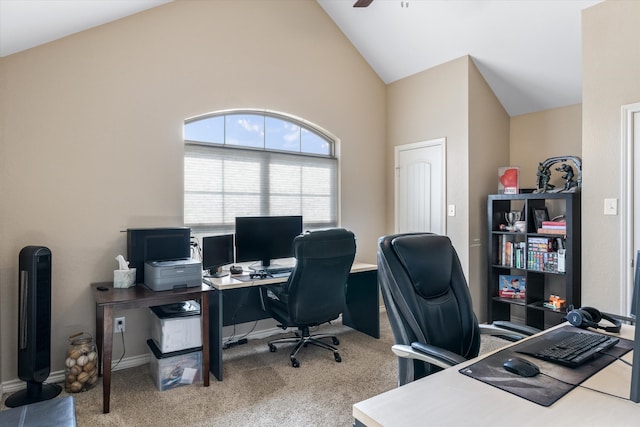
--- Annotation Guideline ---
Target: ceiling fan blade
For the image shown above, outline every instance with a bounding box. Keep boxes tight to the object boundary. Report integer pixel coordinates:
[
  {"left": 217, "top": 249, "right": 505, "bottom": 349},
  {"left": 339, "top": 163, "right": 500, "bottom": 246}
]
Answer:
[{"left": 353, "top": 0, "right": 374, "bottom": 7}]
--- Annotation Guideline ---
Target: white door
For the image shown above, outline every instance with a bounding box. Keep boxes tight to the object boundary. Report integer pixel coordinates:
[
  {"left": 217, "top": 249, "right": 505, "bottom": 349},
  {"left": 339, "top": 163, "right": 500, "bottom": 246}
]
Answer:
[{"left": 395, "top": 138, "right": 446, "bottom": 234}]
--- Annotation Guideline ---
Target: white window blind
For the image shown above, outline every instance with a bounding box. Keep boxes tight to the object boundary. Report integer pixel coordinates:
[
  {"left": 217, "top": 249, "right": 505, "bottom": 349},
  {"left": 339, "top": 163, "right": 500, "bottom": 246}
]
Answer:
[{"left": 184, "top": 144, "right": 337, "bottom": 231}]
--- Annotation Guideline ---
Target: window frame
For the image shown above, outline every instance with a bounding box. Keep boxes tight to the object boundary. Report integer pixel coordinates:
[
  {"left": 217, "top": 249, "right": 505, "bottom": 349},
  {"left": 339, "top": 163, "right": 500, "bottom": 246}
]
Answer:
[{"left": 184, "top": 109, "right": 339, "bottom": 234}]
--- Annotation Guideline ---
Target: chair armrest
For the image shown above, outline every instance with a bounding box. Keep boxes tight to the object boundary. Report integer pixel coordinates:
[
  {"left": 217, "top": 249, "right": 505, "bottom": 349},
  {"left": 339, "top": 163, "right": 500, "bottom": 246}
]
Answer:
[
  {"left": 480, "top": 321, "right": 540, "bottom": 341},
  {"left": 391, "top": 343, "right": 467, "bottom": 370}
]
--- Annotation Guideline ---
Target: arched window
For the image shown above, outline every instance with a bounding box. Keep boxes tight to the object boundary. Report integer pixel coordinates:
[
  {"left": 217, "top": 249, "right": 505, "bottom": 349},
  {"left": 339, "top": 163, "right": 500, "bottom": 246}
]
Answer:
[{"left": 184, "top": 110, "right": 338, "bottom": 233}]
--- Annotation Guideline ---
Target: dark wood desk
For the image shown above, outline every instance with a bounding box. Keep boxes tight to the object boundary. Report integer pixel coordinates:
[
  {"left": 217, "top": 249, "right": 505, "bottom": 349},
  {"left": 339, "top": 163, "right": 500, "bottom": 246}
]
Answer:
[{"left": 92, "top": 283, "right": 211, "bottom": 413}]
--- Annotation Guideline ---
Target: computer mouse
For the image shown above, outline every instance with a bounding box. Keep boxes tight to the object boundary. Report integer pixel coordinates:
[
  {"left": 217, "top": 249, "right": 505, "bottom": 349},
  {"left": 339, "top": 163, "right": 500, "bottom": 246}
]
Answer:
[{"left": 503, "top": 357, "right": 540, "bottom": 377}]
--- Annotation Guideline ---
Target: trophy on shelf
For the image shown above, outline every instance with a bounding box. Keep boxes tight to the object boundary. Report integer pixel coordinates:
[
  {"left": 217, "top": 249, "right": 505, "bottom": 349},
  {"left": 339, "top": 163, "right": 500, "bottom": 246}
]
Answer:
[{"left": 504, "top": 211, "right": 521, "bottom": 232}]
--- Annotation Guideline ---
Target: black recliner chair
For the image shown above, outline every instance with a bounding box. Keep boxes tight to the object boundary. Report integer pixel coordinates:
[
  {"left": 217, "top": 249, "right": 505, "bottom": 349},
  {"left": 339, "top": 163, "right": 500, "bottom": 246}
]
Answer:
[
  {"left": 378, "top": 232, "right": 538, "bottom": 386},
  {"left": 262, "top": 228, "right": 356, "bottom": 368}
]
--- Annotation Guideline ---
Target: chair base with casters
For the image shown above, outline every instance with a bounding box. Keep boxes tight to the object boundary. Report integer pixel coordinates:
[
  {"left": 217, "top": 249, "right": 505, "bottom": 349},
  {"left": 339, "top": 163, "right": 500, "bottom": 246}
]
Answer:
[
  {"left": 268, "top": 325, "right": 341, "bottom": 368},
  {"left": 260, "top": 228, "right": 357, "bottom": 368}
]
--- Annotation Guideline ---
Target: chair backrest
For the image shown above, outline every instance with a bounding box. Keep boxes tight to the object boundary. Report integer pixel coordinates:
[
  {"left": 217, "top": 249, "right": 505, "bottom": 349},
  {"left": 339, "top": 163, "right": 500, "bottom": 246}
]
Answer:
[
  {"left": 285, "top": 228, "right": 356, "bottom": 325},
  {"left": 378, "top": 232, "right": 480, "bottom": 385}
]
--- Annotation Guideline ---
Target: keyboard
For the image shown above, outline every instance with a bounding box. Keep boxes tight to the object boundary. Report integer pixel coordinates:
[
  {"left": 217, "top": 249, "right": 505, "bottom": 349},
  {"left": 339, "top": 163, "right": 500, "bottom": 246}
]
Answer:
[
  {"left": 249, "top": 266, "right": 293, "bottom": 276},
  {"left": 270, "top": 271, "right": 291, "bottom": 278},
  {"left": 266, "top": 266, "right": 293, "bottom": 274},
  {"left": 516, "top": 330, "right": 619, "bottom": 368}
]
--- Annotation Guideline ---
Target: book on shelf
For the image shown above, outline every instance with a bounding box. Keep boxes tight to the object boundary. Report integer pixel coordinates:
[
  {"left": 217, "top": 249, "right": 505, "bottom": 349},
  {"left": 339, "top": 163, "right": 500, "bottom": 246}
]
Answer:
[
  {"left": 537, "top": 228, "right": 567, "bottom": 235},
  {"left": 527, "top": 237, "right": 565, "bottom": 273},
  {"left": 498, "top": 235, "right": 525, "bottom": 268},
  {"left": 499, "top": 274, "right": 526, "bottom": 299},
  {"left": 541, "top": 220, "right": 566, "bottom": 229},
  {"left": 557, "top": 248, "right": 566, "bottom": 273}
]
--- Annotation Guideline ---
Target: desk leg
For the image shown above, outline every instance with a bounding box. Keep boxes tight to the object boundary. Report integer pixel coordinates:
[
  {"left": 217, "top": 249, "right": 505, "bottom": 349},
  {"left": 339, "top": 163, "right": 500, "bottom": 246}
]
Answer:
[
  {"left": 209, "top": 289, "right": 224, "bottom": 381},
  {"left": 96, "top": 304, "right": 104, "bottom": 377},
  {"left": 201, "top": 290, "right": 210, "bottom": 387},
  {"left": 101, "top": 305, "right": 113, "bottom": 414},
  {"left": 343, "top": 270, "right": 380, "bottom": 339}
]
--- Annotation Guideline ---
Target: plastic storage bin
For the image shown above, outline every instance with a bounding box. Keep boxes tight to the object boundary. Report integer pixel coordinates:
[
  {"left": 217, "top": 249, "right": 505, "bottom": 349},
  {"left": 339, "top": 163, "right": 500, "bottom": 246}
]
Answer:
[{"left": 147, "top": 339, "right": 202, "bottom": 391}]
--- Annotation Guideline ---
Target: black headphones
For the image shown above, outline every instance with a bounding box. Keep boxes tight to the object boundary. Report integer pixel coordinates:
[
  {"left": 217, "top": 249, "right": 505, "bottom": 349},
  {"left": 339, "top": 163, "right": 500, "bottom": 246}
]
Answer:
[{"left": 566, "top": 306, "right": 621, "bottom": 333}]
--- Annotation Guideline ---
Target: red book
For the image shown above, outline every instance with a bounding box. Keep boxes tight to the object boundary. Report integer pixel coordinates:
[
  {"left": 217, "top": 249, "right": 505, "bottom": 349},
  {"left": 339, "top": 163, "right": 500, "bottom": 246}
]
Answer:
[{"left": 541, "top": 221, "right": 566, "bottom": 229}]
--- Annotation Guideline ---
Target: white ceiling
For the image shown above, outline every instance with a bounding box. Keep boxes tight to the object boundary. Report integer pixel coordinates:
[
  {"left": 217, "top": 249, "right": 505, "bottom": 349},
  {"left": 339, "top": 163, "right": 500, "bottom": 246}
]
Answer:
[
  {"left": 0, "top": 0, "right": 172, "bottom": 56},
  {"left": 318, "top": 0, "right": 602, "bottom": 116},
  {"left": 0, "top": 0, "right": 602, "bottom": 116}
]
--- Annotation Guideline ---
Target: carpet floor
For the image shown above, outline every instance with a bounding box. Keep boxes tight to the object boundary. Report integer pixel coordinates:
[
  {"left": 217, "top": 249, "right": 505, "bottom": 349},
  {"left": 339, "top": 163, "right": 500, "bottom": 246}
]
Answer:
[{"left": 2, "top": 313, "right": 508, "bottom": 426}]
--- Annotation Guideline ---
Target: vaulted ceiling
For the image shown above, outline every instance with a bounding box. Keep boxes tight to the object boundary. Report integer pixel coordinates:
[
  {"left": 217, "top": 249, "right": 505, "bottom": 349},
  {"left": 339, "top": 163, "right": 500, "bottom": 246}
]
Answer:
[{"left": 0, "top": 0, "right": 602, "bottom": 116}]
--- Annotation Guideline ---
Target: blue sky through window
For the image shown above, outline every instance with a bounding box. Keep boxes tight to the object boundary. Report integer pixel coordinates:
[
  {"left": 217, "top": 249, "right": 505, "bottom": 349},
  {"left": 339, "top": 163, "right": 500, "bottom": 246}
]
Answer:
[
  {"left": 225, "top": 114, "right": 264, "bottom": 148},
  {"left": 184, "top": 111, "right": 331, "bottom": 156},
  {"left": 184, "top": 116, "right": 223, "bottom": 143}
]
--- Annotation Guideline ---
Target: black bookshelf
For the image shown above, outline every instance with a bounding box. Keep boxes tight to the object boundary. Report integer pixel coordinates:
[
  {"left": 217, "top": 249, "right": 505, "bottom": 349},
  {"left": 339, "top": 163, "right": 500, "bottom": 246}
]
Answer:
[{"left": 487, "top": 192, "right": 581, "bottom": 330}]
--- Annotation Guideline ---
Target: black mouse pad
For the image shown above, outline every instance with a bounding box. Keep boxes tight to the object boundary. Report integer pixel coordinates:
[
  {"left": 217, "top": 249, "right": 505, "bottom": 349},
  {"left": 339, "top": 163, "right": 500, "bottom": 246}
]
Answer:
[{"left": 459, "top": 325, "right": 633, "bottom": 407}]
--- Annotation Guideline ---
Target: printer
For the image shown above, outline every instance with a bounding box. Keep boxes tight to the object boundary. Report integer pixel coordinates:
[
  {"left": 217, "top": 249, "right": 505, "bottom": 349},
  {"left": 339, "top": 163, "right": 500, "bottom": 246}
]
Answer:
[{"left": 144, "top": 258, "right": 202, "bottom": 291}]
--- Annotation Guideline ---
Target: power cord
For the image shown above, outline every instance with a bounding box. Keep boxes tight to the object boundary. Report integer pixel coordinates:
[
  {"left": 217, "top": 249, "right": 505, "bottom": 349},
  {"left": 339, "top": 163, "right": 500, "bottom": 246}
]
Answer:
[
  {"left": 111, "top": 328, "right": 126, "bottom": 370},
  {"left": 602, "top": 351, "right": 633, "bottom": 367},
  {"left": 223, "top": 321, "right": 256, "bottom": 348},
  {"left": 223, "top": 290, "right": 256, "bottom": 348},
  {"left": 540, "top": 354, "right": 632, "bottom": 402},
  {"left": 190, "top": 237, "right": 202, "bottom": 261}
]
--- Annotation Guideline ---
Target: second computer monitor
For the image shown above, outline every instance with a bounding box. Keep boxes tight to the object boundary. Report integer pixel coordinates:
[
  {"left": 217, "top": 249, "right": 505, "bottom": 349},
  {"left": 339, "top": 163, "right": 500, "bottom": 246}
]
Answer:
[
  {"left": 202, "top": 234, "right": 234, "bottom": 276},
  {"left": 235, "top": 215, "right": 303, "bottom": 270}
]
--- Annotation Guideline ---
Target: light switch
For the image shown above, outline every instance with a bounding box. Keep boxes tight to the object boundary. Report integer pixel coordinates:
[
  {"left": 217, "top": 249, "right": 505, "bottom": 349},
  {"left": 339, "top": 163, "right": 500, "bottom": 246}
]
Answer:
[
  {"left": 448, "top": 204, "right": 456, "bottom": 217},
  {"left": 604, "top": 198, "right": 617, "bottom": 215}
]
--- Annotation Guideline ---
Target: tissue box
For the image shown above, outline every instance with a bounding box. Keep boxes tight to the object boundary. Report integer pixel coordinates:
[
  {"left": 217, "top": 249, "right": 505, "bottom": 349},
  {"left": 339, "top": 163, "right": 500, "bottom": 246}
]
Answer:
[
  {"left": 147, "top": 339, "right": 202, "bottom": 391},
  {"left": 113, "top": 269, "right": 136, "bottom": 288}
]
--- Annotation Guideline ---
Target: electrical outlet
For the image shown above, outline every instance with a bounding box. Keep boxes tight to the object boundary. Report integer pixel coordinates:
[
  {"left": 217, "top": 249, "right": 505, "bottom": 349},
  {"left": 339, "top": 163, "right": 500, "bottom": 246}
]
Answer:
[{"left": 114, "top": 317, "right": 125, "bottom": 333}]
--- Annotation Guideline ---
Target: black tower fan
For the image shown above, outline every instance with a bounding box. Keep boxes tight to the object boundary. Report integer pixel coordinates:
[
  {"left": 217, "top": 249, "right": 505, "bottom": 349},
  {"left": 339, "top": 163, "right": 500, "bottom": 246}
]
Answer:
[{"left": 4, "top": 246, "right": 61, "bottom": 407}]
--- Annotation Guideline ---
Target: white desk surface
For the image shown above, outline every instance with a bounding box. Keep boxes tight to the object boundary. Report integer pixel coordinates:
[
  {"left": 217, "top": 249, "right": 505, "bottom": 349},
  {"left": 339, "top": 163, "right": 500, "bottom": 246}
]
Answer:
[
  {"left": 207, "top": 261, "right": 376, "bottom": 291},
  {"left": 353, "top": 324, "right": 640, "bottom": 427}
]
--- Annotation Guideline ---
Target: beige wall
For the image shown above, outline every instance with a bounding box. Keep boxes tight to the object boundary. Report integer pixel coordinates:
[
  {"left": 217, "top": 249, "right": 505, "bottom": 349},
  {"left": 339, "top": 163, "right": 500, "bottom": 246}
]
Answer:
[
  {"left": 510, "top": 104, "right": 582, "bottom": 190},
  {"left": 0, "top": 0, "right": 386, "bottom": 383},
  {"left": 386, "top": 56, "right": 510, "bottom": 319},
  {"left": 386, "top": 57, "right": 468, "bottom": 252},
  {"left": 2, "top": 0, "right": 634, "bottom": 389},
  {"left": 468, "top": 59, "right": 510, "bottom": 320},
  {"left": 582, "top": 0, "right": 640, "bottom": 313}
]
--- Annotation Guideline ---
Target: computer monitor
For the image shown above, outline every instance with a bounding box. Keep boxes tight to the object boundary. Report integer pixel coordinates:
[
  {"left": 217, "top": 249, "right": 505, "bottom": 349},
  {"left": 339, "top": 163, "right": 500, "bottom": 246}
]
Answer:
[
  {"left": 235, "top": 215, "right": 303, "bottom": 271},
  {"left": 126, "top": 227, "right": 191, "bottom": 284},
  {"left": 202, "top": 234, "right": 234, "bottom": 277}
]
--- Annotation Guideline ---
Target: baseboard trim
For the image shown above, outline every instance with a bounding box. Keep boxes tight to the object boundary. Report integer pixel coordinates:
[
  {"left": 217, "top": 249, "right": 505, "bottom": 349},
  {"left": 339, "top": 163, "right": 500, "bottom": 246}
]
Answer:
[
  {"left": 2, "top": 305, "right": 387, "bottom": 393},
  {"left": 1, "top": 354, "right": 151, "bottom": 395}
]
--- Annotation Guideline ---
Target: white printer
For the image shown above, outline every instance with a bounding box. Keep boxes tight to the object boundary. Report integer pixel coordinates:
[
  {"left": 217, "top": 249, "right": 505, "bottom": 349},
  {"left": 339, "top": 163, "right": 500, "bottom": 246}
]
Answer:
[{"left": 144, "top": 258, "right": 202, "bottom": 291}]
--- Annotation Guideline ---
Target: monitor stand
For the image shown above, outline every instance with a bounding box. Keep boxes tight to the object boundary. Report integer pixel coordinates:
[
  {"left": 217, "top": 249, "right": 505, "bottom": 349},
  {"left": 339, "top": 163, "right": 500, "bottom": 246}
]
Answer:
[
  {"left": 249, "top": 262, "right": 291, "bottom": 273},
  {"left": 205, "top": 268, "right": 229, "bottom": 278}
]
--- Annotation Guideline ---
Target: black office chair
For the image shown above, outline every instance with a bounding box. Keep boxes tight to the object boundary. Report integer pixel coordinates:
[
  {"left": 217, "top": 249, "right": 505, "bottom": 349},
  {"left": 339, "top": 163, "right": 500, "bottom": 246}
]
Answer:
[
  {"left": 378, "top": 232, "right": 539, "bottom": 386},
  {"left": 262, "top": 228, "right": 356, "bottom": 368}
]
